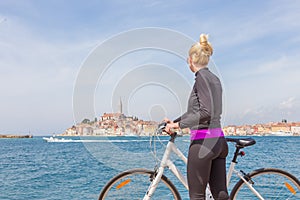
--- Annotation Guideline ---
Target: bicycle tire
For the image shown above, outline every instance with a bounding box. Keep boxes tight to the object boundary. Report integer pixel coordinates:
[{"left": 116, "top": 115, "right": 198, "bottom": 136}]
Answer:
[
  {"left": 99, "top": 168, "right": 181, "bottom": 200},
  {"left": 230, "top": 168, "right": 300, "bottom": 200}
]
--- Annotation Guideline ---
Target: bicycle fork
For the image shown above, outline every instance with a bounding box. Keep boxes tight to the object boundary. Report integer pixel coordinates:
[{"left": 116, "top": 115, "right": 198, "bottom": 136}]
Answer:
[{"left": 143, "top": 166, "right": 165, "bottom": 200}]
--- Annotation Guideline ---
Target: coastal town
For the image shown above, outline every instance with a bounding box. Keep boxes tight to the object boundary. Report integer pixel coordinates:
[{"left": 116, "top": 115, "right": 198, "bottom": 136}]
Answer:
[
  {"left": 60, "top": 111, "right": 300, "bottom": 137},
  {"left": 61, "top": 112, "right": 158, "bottom": 136},
  {"left": 223, "top": 121, "right": 300, "bottom": 136}
]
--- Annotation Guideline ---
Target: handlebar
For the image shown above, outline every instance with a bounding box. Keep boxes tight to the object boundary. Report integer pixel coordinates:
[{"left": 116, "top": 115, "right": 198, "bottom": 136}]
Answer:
[
  {"left": 157, "top": 122, "right": 179, "bottom": 142},
  {"left": 157, "top": 122, "right": 178, "bottom": 134},
  {"left": 157, "top": 122, "right": 167, "bottom": 133}
]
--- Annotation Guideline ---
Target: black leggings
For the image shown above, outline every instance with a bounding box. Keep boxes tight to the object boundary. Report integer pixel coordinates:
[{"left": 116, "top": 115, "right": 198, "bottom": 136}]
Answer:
[{"left": 187, "top": 137, "right": 229, "bottom": 200}]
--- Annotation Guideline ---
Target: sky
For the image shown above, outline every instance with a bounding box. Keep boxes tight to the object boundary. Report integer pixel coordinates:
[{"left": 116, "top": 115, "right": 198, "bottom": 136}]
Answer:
[{"left": 1, "top": 0, "right": 300, "bottom": 135}]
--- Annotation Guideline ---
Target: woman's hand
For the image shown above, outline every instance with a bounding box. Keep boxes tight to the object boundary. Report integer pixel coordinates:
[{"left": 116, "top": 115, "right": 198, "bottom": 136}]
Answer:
[
  {"left": 163, "top": 117, "right": 172, "bottom": 123},
  {"left": 165, "top": 122, "right": 179, "bottom": 135}
]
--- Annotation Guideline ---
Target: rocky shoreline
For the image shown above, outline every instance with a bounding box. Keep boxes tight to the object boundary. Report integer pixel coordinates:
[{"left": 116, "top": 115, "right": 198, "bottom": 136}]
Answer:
[{"left": 0, "top": 134, "right": 33, "bottom": 138}]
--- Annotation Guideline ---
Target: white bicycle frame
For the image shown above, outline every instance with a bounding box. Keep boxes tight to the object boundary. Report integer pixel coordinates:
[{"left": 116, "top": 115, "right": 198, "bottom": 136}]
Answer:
[{"left": 143, "top": 138, "right": 265, "bottom": 200}]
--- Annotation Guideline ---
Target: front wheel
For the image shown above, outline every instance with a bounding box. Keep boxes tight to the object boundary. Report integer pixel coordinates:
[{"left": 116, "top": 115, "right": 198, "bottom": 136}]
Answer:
[
  {"left": 99, "top": 168, "right": 181, "bottom": 200},
  {"left": 230, "top": 168, "right": 300, "bottom": 200}
]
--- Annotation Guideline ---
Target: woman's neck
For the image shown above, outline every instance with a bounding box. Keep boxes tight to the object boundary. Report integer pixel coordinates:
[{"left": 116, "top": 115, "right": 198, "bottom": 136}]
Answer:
[{"left": 193, "top": 64, "right": 207, "bottom": 73}]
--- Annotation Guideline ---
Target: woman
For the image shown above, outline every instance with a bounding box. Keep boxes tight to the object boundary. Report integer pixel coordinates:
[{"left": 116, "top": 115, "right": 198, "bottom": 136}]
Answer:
[{"left": 164, "top": 34, "right": 229, "bottom": 200}]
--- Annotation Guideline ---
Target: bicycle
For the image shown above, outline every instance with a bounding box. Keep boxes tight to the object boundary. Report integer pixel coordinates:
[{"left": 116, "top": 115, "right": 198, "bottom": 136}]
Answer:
[{"left": 99, "top": 123, "right": 300, "bottom": 199}]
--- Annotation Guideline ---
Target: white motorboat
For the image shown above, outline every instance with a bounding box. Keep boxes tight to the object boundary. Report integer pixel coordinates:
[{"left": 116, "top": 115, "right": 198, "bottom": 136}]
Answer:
[
  {"left": 269, "top": 131, "right": 293, "bottom": 136},
  {"left": 43, "top": 137, "right": 73, "bottom": 142}
]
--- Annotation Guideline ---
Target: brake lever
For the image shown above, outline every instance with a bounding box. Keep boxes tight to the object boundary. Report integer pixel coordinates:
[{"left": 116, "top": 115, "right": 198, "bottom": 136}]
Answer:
[{"left": 157, "top": 122, "right": 167, "bottom": 132}]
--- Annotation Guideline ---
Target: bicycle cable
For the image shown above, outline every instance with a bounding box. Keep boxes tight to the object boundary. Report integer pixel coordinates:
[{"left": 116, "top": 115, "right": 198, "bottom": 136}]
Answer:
[
  {"left": 149, "top": 126, "right": 169, "bottom": 165},
  {"left": 149, "top": 128, "right": 161, "bottom": 166}
]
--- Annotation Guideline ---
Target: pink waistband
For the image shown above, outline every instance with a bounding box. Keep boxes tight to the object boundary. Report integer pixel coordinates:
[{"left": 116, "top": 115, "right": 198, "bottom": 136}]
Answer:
[{"left": 190, "top": 128, "right": 224, "bottom": 140}]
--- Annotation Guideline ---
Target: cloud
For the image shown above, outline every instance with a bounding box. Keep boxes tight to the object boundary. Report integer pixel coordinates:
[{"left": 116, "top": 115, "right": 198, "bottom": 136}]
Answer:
[
  {"left": 1, "top": 0, "right": 300, "bottom": 134},
  {"left": 234, "top": 55, "right": 300, "bottom": 78},
  {"left": 227, "top": 97, "right": 300, "bottom": 125},
  {"left": 211, "top": 1, "right": 300, "bottom": 49},
  {"left": 0, "top": 16, "right": 98, "bottom": 134},
  {"left": 279, "top": 97, "right": 298, "bottom": 110}
]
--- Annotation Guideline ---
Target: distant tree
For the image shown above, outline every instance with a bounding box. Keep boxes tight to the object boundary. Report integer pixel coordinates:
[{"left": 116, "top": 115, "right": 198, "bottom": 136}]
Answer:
[
  {"left": 94, "top": 117, "right": 98, "bottom": 122},
  {"left": 282, "top": 119, "right": 287, "bottom": 123},
  {"left": 82, "top": 118, "right": 90, "bottom": 124}
]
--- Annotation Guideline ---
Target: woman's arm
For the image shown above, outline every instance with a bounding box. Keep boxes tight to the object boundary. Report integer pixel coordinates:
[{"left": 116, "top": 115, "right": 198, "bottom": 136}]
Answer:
[{"left": 174, "top": 72, "right": 212, "bottom": 129}]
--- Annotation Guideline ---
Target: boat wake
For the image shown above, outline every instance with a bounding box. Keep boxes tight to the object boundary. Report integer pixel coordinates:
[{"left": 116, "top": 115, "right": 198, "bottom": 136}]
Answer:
[{"left": 42, "top": 137, "right": 164, "bottom": 143}]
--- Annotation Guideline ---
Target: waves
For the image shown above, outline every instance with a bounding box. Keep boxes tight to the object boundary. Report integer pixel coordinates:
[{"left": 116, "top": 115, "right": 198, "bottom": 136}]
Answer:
[{"left": 42, "top": 137, "right": 169, "bottom": 143}]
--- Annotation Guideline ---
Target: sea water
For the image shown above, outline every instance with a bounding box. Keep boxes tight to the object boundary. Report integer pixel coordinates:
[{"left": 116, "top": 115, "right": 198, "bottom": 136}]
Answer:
[{"left": 0, "top": 136, "right": 299, "bottom": 200}]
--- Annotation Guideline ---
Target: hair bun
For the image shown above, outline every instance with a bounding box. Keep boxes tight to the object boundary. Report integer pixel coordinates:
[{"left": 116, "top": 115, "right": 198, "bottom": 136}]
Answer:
[
  {"left": 199, "top": 34, "right": 208, "bottom": 45},
  {"left": 199, "top": 34, "right": 213, "bottom": 56}
]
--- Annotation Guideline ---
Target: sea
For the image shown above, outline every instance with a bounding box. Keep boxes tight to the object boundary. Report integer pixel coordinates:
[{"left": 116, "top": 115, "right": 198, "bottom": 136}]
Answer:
[{"left": 0, "top": 136, "right": 299, "bottom": 200}]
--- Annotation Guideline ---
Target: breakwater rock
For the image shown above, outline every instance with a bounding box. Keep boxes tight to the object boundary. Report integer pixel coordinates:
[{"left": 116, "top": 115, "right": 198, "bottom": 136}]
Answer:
[{"left": 0, "top": 134, "right": 33, "bottom": 138}]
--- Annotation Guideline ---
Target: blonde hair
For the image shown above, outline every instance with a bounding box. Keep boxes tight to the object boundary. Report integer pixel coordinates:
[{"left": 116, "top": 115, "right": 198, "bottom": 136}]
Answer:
[{"left": 189, "top": 34, "right": 213, "bottom": 66}]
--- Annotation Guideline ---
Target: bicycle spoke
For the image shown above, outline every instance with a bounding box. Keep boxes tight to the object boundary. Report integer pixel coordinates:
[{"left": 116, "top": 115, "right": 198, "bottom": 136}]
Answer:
[{"left": 231, "top": 169, "right": 300, "bottom": 200}]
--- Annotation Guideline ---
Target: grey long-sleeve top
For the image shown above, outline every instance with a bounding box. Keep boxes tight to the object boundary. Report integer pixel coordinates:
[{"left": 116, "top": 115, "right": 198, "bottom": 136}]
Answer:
[{"left": 174, "top": 68, "right": 222, "bottom": 130}]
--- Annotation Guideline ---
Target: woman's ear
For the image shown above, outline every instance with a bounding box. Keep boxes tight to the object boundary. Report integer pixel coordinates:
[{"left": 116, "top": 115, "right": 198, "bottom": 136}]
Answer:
[
  {"left": 188, "top": 58, "right": 196, "bottom": 73},
  {"left": 188, "top": 57, "right": 192, "bottom": 65}
]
